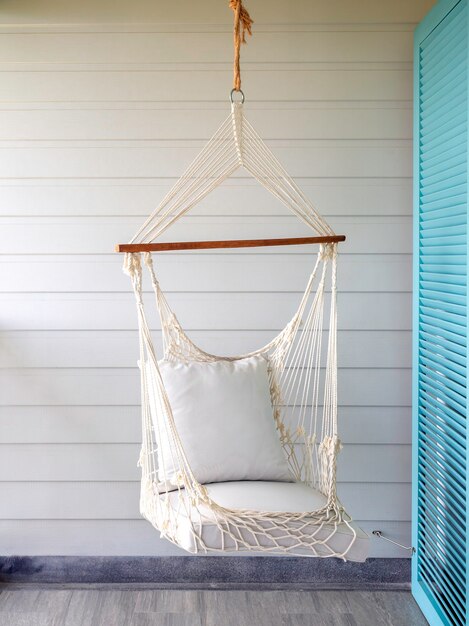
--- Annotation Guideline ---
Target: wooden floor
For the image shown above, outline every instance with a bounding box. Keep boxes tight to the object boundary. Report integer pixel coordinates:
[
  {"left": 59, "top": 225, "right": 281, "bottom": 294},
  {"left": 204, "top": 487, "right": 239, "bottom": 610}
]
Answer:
[{"left": 0, "top": 588, "right": 428, "bottom": 625}]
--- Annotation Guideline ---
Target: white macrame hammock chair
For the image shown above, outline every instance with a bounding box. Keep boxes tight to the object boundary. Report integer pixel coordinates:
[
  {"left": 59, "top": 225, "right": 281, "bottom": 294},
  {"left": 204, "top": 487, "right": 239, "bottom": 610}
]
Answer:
[{"left": 122, "top": 102, "right": 367, "bottom": 560}]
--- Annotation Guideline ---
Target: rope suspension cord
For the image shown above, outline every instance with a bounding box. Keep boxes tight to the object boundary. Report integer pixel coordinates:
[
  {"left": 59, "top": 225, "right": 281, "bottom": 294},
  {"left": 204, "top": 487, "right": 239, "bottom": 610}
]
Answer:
[
  {"left": 115, "top": 0, "right": 345, "bottom": 254},
  {"left": 229, "top": 0, "right": 253, "bottom": 96}
]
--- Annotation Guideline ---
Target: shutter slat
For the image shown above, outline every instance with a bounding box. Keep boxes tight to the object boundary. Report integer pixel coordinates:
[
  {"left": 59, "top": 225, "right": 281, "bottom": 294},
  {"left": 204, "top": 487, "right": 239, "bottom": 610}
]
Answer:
[
  {"left": 421, "top": 267, "right": 467, "bottom": 281},
  {"left": 419, "top": 519, "right": 466, "bottom": 585},
  {"left": 420, "top": 172, "right": 466, "bottom": 197},
  {"left": 420, "top": 569, "right": 465, "bottom": 626},
  {"left": 420, "top": 289, "right": 466, "bottom": 306},
  {"left": 420, "top": 418, "right": 467, "bottom": 467},
  {"left": 420, "top": 274, "right": 467, "bottom": 288},
  {"left": 420, "top": 389, "right": 466, "bottom": 434},
  {"left": 421, "top": 164, "right": 467, "bottom": 190},
  {"left": 421, "top": 282, "right": 466, "bottom": 298},
  {"left": 420, "top": 245, "right": 467, "bottom": 258},
  {"left": 420, "top": 213, "right": 467, "bottom": 230},
  {"left": 419, "top": 541, "right": 466, "bottom": 609},
  {"left": 422, "top": 130, "right": 467, "bottom": 168},
  {"left": 420, "top": 452, "right": 466, "bottom": 508},
  {"left": 418, "top": 503, "right": 467, "bottom": 576},
  {"left": 420, "top": 202, "right": 466, "bottom": 221},
  {"left": 420, "top": 351, "right": 466, "bottom": 386},
  {"left": 421, "top": 131, "right": 466, "bottom": 167},
  {"left": 419, "top": 550, "right": 466, "bottom": 620},
  {"left": 420, "top": 306, "right": 466, "bottom": 328},
  {"left": 420, "top": 401, "right": 466, "bottom": 450},
  {"left": 420, "top": 454, "right": 467, "bottom": 513},
  {"left": 421, "top": 82, "right": 466, "bottom": 127},
  {"left": 420, "top": 377, "right": 466, "bottom": 420},
  {"left": 420, "top": 371, "right": 466, "bottom": 415},
  {"left": 420, "top": 432, "right": 466, "bottom": 483},
  {"left": 421, "top": 108, "right": 466, "bottom": 143},
  {"left": 420, "top": 62, "right": 466, "bottom": 104},
  {"left": 421, "top": 184, "right": 467, "bottom": 208},
  {"left": 421, "top": 254, "right": 467, "bottom": 265},
  {"left": 420, "top": 341, "right": 466, "bottom": 375},
  {"left": 420, "top": 321, "right": 466, "bottom": 348},
  {"left": 420, "top": 392, "right": 466, "bottom": 444},
  {"left": 420, "top": 314, "right": 466, "bottom": 339}
]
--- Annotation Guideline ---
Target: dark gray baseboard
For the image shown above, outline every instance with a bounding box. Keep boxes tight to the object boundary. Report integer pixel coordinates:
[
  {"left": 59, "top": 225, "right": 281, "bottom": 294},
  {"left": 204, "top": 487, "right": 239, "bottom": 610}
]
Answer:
[{"left": 0, "top": 557, "right": 410, "bottom": 590}]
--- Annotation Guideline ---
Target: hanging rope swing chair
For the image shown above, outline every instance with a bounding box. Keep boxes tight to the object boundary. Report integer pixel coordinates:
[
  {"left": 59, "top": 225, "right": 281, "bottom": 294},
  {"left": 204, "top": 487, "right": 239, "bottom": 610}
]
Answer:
[{"left": 116, "top": 0, "right": 369, "bottom": 561}]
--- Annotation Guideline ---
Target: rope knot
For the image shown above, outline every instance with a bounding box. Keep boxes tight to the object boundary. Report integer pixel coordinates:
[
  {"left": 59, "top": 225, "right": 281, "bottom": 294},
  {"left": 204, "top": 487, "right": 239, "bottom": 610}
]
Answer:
[
  {"left": 319, "top": 243, "right": 337, "bottom": 262},
  {"left": 123, "top": 252, "right": 141, "bottom": 277},
  {"left": 229, "top": 0, "right": 253, "bottom": 43},
  {"left": 319, "top": 435, "right": 343, "bottom": 458}
]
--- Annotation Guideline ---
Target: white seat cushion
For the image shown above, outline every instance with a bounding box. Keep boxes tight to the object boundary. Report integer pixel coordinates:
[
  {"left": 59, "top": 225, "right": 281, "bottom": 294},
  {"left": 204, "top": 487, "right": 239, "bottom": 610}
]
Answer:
[
  {"left": 151, "top": 355, "right": 292, "bottom": 487},
  {"left": 157, "top": 481, "right": 369, "bottom": 562}
]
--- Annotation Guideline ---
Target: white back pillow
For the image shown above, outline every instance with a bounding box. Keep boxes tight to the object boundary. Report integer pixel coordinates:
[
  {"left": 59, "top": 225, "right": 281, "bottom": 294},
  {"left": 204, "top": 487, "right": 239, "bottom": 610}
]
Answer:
[{"left": 149, "top": 355, "right": 292, "bottom": 487}]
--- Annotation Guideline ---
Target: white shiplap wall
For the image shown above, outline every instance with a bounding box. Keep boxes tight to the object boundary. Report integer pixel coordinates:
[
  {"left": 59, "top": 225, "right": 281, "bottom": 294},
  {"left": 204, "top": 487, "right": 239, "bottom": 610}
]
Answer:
[{"left": 0, "top": 0, "right": 435, "bottom": 558}]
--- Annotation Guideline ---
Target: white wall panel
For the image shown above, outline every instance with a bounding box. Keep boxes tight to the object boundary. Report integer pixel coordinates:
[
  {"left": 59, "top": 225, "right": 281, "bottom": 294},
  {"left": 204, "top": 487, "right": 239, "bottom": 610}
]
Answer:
[
  {"left": 0, "top": 0, "right": 433, "bottom": 558},
  {"left": 0, "top": 443, "right": 410, "bottom": 483},
  {"left": 0, "top": 0, "right": 436, "bottom": 25},
  {"left": 0, "top": 292, "right": 411, "bottom": 330},
  {"left": 0, "top": 330, "right": 412, "bottom": 368},
  {"left": 0, "top": 106, "right": 411, "bottom": 141},
  {"left": 0, "top": 520, "right": 411, "bottom": 558},
  {"left": 0, "top": 142, "right": 411, "bottom": 178},
  {"left": 0, "top": 254, "right": 412, "bottom": 293},
  {"left": 0, "top": 482, "right": 410, "bottom": 521},
  {"left": 0, "top": 216, "right": 411, "bottom": 254},
  {"left": 0, "top": 31, "right": 413, "bottom": 64},
  {"left": 0, "top": 70, "right": 412, "bottom": 103},
  {"left": 0, "top": 368, "right": 411, "bottom": 407},
  {"left": 1, "top": 179, "right": 412, "bottom": 217},
  {"left": 0, "top": 406, "right": 411, "bottom": 445}
]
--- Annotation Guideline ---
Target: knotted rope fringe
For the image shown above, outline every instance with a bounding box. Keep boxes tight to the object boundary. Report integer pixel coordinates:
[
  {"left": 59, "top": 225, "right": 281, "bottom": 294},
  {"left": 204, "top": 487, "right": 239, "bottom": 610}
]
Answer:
[
  {"left": 129, "top": 104, "right": 334, "bottom": 245},
  {"left": 229, "top": 0, "right": 253, "bottom": 91}
]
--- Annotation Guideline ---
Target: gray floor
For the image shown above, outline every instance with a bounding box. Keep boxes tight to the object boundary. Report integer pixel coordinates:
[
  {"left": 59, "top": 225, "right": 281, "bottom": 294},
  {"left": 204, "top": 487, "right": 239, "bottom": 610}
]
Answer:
[{"left": 0, "top": 588, "right": 428, "bottom": 626}]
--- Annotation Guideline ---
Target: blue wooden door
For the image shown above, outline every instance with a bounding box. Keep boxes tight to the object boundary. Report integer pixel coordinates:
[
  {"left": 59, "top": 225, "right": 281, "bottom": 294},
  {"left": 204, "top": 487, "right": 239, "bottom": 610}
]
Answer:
[{"left": 413, "top": 0, "right": 468, "bottom": 624}]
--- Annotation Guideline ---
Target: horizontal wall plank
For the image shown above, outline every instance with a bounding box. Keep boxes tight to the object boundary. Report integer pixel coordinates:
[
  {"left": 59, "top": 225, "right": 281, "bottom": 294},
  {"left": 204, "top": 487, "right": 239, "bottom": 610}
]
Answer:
[
  {"left": 0, "top": 107, "right": 411, "bottom": 141},
  {"left": 0, "top": 482, "right": 410, "bottom": 522},
  {"left": 0, "top": 519, "right": 411, "bottom": 558},
  {"left": 0, "top": 330, "right": 411, "bottom": 369},
  {"left": 0, "top": 31, "right": 413, "bottom": 65},
  {"left": 0, "top": 368, "right": 411, "bottom": 407},
  {"left": 0, "top": 70, "right": 412, "bottom": 103},
  {"left": 0, "top": 292, "right": 411, "bottom": 331},
  {"left": 0, "top": 142, "right": 411, "bottom": 179},
  {"left": 0, "top": 405, "right": 411, "bottom": 445},
  {"left": 0, "top": 254, "right": 412, "bottom": 293},
  {"left": 0, "top": 216, "right": 412, "bottom": 254},
  {"left": 0, "top": 0, "right": 435, "bottom": 25},
  {"left": 0, "top": 179, "right": 412, "bottom": 217},
  {"left": 0, "top": 443, "right": 410, "bottom": 483}
]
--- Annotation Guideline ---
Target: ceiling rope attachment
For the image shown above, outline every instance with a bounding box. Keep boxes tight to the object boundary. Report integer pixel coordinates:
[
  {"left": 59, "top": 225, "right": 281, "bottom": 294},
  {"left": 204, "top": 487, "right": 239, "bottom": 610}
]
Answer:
[{"left": 229, "top": 0, "right": 253, "bottom": 94}]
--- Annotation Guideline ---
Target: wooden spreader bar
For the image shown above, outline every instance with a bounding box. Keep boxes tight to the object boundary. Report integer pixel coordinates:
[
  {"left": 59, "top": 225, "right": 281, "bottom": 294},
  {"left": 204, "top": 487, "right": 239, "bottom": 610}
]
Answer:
[{"left": 115, "top": 235, "right": 345, "bottom": 253}]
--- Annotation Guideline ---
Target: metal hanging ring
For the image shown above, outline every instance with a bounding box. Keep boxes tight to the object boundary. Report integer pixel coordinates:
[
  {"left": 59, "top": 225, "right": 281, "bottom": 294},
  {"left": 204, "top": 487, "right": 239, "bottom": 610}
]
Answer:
[{"left": 230, "top": 89, "right": 245, "bottom": 103}]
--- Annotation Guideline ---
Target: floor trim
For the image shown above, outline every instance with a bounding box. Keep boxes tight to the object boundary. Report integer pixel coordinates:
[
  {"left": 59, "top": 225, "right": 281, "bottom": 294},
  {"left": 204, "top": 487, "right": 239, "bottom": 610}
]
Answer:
[{"left": 0, "top": 557, "right": 410, "bottom": 590}]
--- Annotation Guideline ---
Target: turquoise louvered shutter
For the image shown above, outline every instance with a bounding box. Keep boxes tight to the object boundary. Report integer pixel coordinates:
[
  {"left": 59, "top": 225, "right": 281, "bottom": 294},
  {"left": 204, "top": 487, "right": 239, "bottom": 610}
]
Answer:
[{"left": 413, "top": 0, "right": 468, "bottom": 624}]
